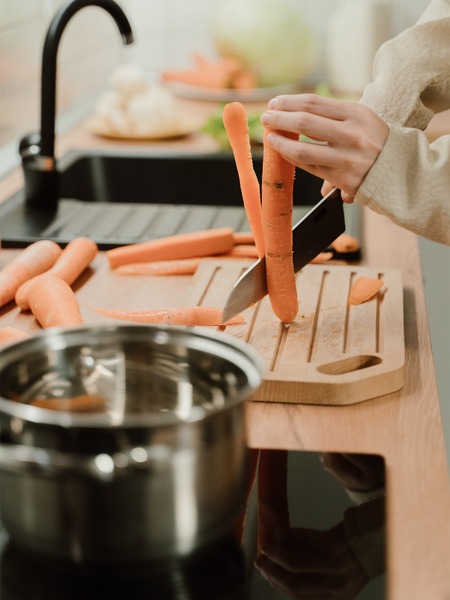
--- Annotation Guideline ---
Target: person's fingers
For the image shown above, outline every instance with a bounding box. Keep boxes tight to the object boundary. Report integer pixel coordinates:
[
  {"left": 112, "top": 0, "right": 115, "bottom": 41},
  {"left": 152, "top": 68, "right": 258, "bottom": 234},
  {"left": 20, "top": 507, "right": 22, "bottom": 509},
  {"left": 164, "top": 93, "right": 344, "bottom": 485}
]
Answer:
[
  {"left": 321, "top": 180, "right": 334, "bottom": 197},
  {"left": 267, "top": 132, "right": 341, "bottom": 168},
  {"left": 342, "top": 192, "right": 355, "bottom": 204},
  {"left": 268, "top": 93, "right": 356, "bottom": 121},
  {"left": 261, "top": 110, "right": 341, "bottom": 145}
]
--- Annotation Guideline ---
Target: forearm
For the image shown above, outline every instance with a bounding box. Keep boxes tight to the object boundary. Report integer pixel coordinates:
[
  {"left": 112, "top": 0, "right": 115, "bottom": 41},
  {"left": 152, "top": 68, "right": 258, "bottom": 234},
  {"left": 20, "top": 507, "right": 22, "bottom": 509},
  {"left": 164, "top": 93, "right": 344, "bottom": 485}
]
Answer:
[
  {"left": 356, "top": 126, "right": 450, "bottom": 246},
  {"left": 360, "top": 0, "right": 450, "bottom": 129}
]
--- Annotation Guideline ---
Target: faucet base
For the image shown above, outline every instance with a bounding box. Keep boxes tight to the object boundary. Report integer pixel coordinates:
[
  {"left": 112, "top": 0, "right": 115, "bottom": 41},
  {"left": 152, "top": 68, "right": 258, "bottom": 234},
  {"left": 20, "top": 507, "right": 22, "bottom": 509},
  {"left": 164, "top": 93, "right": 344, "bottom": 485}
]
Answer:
[{"left": 23, "top": 167, "right": 59, "bottom": 211}]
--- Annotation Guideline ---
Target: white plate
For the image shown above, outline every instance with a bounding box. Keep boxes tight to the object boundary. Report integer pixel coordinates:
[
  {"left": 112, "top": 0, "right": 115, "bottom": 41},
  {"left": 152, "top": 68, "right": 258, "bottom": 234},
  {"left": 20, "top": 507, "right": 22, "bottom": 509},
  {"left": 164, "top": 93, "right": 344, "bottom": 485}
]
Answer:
[
  {"left": 163, "top": 80, "right": 302, "bottom": 102},
  {"left": 86, "top": 116, "right": 202, "bottom": 141}
]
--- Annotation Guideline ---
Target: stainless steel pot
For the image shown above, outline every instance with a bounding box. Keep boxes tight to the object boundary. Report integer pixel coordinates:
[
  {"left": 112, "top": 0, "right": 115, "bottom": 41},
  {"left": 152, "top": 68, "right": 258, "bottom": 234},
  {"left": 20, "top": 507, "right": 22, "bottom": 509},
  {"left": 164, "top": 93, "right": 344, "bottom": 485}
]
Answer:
[{"left": 0, "top": 325, "right": 264, "bottom": 563}]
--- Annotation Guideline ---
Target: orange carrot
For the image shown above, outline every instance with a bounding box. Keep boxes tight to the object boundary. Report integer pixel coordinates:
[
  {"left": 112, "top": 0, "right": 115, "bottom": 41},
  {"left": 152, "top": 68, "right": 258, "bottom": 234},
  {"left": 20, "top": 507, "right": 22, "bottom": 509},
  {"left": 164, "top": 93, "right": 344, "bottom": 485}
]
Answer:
[
  {"left": 15, "top": 237, "right": 98, "bottom": 310},
  {"left": 87, "top": 305, "right": 245, "bottom": 326},
  {"left": 30, "top": 395, "right": 106, "bottom": 412},
  {"left": 262, "top": 128, "right": 299, "bottom": 324},
  {"left": 162, "top": 55, "right": 243, "bottom": 89},
  {"left": 258, "top": 449, "right": 290, "bottom": 555},
  {"left": 0, "top": 240, "right": 62, "bottom": 308},
  {"left": 349, "top": 277, "right": 384, "bottom": 306},
  {"left": 222, "top": 245, "right": 259, "bottom": 259},
  {"left": 115, "top": 255, "right": 255, "bottom": 276},
  {"left": 106, "top": 227, "right": 234, "bottom": 269},
  {"left": 233, "top": 232, "right": 255, "bottom": 245},
  {"left": 331, "top": 233, "right": 360, "bottom": 254},
  {"left": 232, "top": 69, "right": 258, "bottom": 90},
  {"left": 310, "top": 252, "right": 333, "bottom": 264},
  {"left": 223, "top": 102, "right": 265, "bottom": 260},
  {"left": 28, "top": 276, "right": 83, "bottom": 328},
  {"left": 234, "top": 448, "right": 260, "bottom": 544},
  {"left": 0, "top": 327, "right": 31, "bottom": 346}
]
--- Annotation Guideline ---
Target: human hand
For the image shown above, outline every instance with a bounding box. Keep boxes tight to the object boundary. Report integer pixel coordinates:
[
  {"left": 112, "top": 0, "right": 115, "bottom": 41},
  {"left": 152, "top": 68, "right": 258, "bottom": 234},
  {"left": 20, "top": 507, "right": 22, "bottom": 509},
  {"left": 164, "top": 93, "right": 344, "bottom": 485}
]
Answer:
[
  {"left": 255, "top": 523, "right": 369, "bottom": 599},
  {"left": 319, "top": 453, "right": 385, "bottom": 493},
  {"left": 260, "top": 94, "right": 389, "bottom": 203}
]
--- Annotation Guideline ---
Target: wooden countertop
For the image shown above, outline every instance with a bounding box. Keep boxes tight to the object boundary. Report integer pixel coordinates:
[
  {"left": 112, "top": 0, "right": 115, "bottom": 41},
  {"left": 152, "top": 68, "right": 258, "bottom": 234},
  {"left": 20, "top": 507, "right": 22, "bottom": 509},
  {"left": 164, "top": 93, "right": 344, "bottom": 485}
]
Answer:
[{"left": 0, "top": 102, "right": 450, "bottom": 599}]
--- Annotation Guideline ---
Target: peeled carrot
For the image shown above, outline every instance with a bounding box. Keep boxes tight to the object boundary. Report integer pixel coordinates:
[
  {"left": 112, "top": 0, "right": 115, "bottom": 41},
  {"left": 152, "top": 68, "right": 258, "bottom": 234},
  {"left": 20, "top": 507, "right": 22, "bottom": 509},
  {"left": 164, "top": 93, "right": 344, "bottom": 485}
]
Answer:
[
  {"left": 223, "top": 103, "right": 265, "bottom": 260},
  {"left": 87, "top": 305, "right": 245, "bottom": 326},
  {"left": 28, "top": 276, "right": 83, "bottom": 328},
  {"left": 15, "top": 237, "right": 98, "bottom": 310},
  {"left": 262, "top": 128, "right": 299, "bottom": 324},
  {"left": 0, "top": 240, "right": 62, "bottom": 308},
  {"left": 222, "top": 245, "right": 259, "bottom": 259},
  {"left": 115, "top": 255, "right": 255, "bottom": 276},
  {"left": 257, "top": 449, "right": 290, "bottom": 555},
  {"left": 233, "top": 232, "right": 255, "bottom": 245},
  {"left": 106, "top": 227, "right": 234, "bottom": 269},
  {"left": 0, "top": 327, "right": 31, "bottom": 346},
  {"left": 310, "top": 252, "right": 333, "bottom": 264},
  {"left": 331, "top": 233, "right": 360, "bottom": 254},
  {"left": 30, "top": 395, "right": 106, "bottom": 412},
  {"left": 234, "top": 448, "right": 260, "bottom": 545},
  {"left": 349, "top": 277, "right": 384, "bottom": 306}
]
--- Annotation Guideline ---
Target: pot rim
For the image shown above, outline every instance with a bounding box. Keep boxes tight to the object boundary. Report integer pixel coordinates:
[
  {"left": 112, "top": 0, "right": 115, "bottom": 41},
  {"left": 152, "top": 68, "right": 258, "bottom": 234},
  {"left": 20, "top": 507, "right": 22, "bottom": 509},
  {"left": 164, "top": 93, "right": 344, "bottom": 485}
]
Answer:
[{"left": 0, "top": 325, "right": 265, "bottom": 429}]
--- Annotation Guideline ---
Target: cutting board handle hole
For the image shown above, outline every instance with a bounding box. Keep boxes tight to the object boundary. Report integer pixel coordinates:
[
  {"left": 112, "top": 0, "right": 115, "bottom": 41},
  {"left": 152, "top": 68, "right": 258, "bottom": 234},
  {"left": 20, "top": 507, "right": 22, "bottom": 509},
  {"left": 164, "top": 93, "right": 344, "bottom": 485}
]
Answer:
[{"left": 316, "top": 355, "right": 383, "bottom": 376}]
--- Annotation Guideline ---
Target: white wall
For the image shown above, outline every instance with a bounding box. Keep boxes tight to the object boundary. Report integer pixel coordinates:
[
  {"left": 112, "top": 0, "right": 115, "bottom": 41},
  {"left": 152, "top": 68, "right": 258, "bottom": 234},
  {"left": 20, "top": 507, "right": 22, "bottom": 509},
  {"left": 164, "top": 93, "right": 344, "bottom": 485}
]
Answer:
[{"left": 0, "top": 0, "right": 433, "bottom": 147}]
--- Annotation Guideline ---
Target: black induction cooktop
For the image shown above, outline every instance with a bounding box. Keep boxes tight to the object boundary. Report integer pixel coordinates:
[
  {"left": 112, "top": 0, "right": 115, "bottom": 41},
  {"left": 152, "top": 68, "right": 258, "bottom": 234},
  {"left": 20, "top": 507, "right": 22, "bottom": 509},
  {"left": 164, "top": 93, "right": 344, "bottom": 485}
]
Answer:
[{"left": 0, "top": 451, "right": 386, "bottom": 600}]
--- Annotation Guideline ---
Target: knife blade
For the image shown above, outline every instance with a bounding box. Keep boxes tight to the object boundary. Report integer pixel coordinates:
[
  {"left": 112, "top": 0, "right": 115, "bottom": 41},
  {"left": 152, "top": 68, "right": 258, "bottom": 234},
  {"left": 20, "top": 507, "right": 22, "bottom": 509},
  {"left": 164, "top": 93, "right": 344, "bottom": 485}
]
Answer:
[{"left": 222, "top": 188, "right": 345, "bottom": 323}]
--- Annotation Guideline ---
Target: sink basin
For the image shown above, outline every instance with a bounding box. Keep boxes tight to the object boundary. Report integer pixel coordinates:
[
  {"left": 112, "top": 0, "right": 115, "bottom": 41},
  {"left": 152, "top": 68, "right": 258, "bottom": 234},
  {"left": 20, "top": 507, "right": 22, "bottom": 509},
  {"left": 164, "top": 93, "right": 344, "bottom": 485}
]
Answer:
[{"left": 0, "top": 150, "right": 359, "bottom": 252}]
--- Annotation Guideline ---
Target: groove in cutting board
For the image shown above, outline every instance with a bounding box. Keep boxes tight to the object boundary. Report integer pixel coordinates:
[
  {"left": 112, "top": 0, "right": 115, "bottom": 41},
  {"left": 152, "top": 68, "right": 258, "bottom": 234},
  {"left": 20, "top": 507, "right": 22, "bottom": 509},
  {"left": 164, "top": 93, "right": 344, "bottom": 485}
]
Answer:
[
  {"left": 307, "top": 270, "right": 328, "bottom": 363},
  {"left": 343, "top": 271, "right": 356, "bottom": 354},
  {"left": 181, "top": 263, "right": 405, "bottom": 405}
]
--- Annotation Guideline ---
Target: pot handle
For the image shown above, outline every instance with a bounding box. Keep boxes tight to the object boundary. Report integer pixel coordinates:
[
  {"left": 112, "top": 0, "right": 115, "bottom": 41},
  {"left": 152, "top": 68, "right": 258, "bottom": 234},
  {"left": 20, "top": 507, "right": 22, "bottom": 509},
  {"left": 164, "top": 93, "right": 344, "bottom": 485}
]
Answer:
[{"left": 0, "top": 443, "right": 172, "bottom": 482}]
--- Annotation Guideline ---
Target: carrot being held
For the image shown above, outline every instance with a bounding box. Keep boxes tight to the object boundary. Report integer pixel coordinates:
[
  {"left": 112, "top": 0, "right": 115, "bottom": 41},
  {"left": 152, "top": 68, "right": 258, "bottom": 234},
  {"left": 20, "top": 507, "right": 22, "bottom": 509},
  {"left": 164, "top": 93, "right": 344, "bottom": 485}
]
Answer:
[
  {"left": 261, "top": 127, "right": 299, "bottom": 324},
  {"left": 223, "top": 102, "right": 265, "bottom": 260}
]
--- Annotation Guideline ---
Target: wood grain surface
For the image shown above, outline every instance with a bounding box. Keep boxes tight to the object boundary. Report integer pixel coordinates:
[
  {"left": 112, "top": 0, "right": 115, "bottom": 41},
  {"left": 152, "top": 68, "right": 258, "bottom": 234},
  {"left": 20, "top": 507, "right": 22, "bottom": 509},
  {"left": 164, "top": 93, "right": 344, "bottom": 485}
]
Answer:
[
  {"left": 183, "top": 262, "right": 405, "bottom": 405},
  {"left": 0, "top": 108, "right": 449, "bottom": 598}
]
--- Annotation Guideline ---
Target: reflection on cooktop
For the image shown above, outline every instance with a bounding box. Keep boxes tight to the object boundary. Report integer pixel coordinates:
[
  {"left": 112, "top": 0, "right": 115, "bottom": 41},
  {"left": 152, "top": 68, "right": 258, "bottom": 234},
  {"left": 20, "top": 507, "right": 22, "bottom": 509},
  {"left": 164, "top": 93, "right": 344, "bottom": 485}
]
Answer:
[
  {"left": 0, "top": 451, "right": 386, "bottom": 599},
  {"left": 247, "top": 451, "right": 386, "bottom": 600}
]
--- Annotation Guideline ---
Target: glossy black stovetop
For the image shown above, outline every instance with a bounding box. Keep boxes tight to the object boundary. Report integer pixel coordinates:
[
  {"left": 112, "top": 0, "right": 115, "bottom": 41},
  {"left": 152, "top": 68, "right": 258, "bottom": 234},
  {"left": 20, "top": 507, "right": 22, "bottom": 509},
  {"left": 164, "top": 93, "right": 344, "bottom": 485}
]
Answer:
[{"left": 0, "top": 452, "right": 386, "bottom": 600}]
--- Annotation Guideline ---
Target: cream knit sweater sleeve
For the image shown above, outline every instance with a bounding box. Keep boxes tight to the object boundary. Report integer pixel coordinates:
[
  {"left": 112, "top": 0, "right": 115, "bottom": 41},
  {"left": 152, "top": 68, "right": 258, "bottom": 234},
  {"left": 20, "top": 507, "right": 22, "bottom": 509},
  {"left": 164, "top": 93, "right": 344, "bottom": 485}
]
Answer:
[{"left": 355, "top": 0, "right": 450, "bottom": 246}]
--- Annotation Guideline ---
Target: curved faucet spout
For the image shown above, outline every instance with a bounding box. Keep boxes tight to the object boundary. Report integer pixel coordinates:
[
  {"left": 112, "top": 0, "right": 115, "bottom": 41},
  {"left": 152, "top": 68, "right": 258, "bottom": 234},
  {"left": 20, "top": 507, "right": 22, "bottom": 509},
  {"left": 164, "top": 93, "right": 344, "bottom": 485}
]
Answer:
[
  {"left": 20, "top": 0, "right": 133, "bottom": 210},
  {"left": 41, "top": 0, "right": 134, "bottom": 159}
]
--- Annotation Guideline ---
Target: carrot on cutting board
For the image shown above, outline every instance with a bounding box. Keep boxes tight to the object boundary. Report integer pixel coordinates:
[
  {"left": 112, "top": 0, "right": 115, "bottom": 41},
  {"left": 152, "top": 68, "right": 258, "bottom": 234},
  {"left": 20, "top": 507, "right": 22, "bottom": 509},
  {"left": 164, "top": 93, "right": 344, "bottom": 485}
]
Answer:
[
  {"left": 115, "top": 255, "right": 255, "bottom": 276},
  {"left": 223, "top": 103, "right": 265, "bottom": 260},
  {"left": 0, "top": 240, "right": 62, "bottom": 308},
  {"left": 258, "top": 449, "right": 290, "bottom": 554},
  {"left": 28, "top": 276, "right": 83, "bottom": 328},
  {"left": 262, "top": 128, "right": 299, "bottom": 324},
  {"left": 233, "top": 232, "right": 255, "bottom": 245},
  {"left": 106, "top": 227, "right": 234, "bottom": 269},
  {"left": 88, "top": 305, "right": 245, "bottom": 327},
  {"left": 15, "top": 237, "right": 98, "bottom": 310},
  {"left": 331, "top": 233, "right": 360, "bottom": 254},
  {"left": 221, "top": 245, "right": 259, "bottom": 259},
  {"left": 349, "top": 277, "right": 384, "bottom": 306},
  {"left": 309, "top": 252, "right": 333, "bottom": 264},
  {"left": 0, "top": 327, "right": 31, "bottom": 346}
]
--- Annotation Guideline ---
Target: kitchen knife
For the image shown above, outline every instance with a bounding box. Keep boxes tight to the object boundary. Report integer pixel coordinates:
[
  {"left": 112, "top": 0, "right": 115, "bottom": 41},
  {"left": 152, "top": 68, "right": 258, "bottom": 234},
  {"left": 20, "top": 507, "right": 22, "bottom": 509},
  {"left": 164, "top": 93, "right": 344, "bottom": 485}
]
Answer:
[{"left": 222, "top": 188, "right": 345, "bottom": 323}]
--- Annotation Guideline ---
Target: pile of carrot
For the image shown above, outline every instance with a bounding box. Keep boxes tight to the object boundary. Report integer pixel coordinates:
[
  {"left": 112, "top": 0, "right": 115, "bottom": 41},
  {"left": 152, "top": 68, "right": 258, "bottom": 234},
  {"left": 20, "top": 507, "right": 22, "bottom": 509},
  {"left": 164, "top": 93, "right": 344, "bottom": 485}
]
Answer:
[
  {"left": 0, "top": 237, "right": 98, "bottom": 341},
  {"left": 162, "top": 53, "right": 257, "bottom": 90}
]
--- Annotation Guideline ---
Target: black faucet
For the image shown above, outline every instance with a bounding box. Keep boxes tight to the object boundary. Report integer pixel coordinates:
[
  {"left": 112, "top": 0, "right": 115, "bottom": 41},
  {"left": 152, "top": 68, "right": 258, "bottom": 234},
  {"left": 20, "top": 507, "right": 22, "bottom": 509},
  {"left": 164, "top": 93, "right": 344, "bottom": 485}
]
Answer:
[{"left": 19, "top": 0, "right": 133, "bottom": 211}]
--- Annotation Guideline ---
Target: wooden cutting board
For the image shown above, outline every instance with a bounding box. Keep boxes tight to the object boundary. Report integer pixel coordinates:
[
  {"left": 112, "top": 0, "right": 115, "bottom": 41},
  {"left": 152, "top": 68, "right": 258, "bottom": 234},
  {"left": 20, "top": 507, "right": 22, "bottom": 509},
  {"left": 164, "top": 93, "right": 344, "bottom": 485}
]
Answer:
[{"left": 182, "top": 261, "right": 405, "bottom": 405}]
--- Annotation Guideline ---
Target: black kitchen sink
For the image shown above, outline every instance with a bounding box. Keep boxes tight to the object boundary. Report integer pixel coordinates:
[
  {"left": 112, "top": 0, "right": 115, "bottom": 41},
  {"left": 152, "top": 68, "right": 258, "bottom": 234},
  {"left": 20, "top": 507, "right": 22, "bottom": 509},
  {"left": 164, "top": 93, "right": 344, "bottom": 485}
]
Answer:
[{"left": 0, "top": 150, "right": 359, "bottom": 252}]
